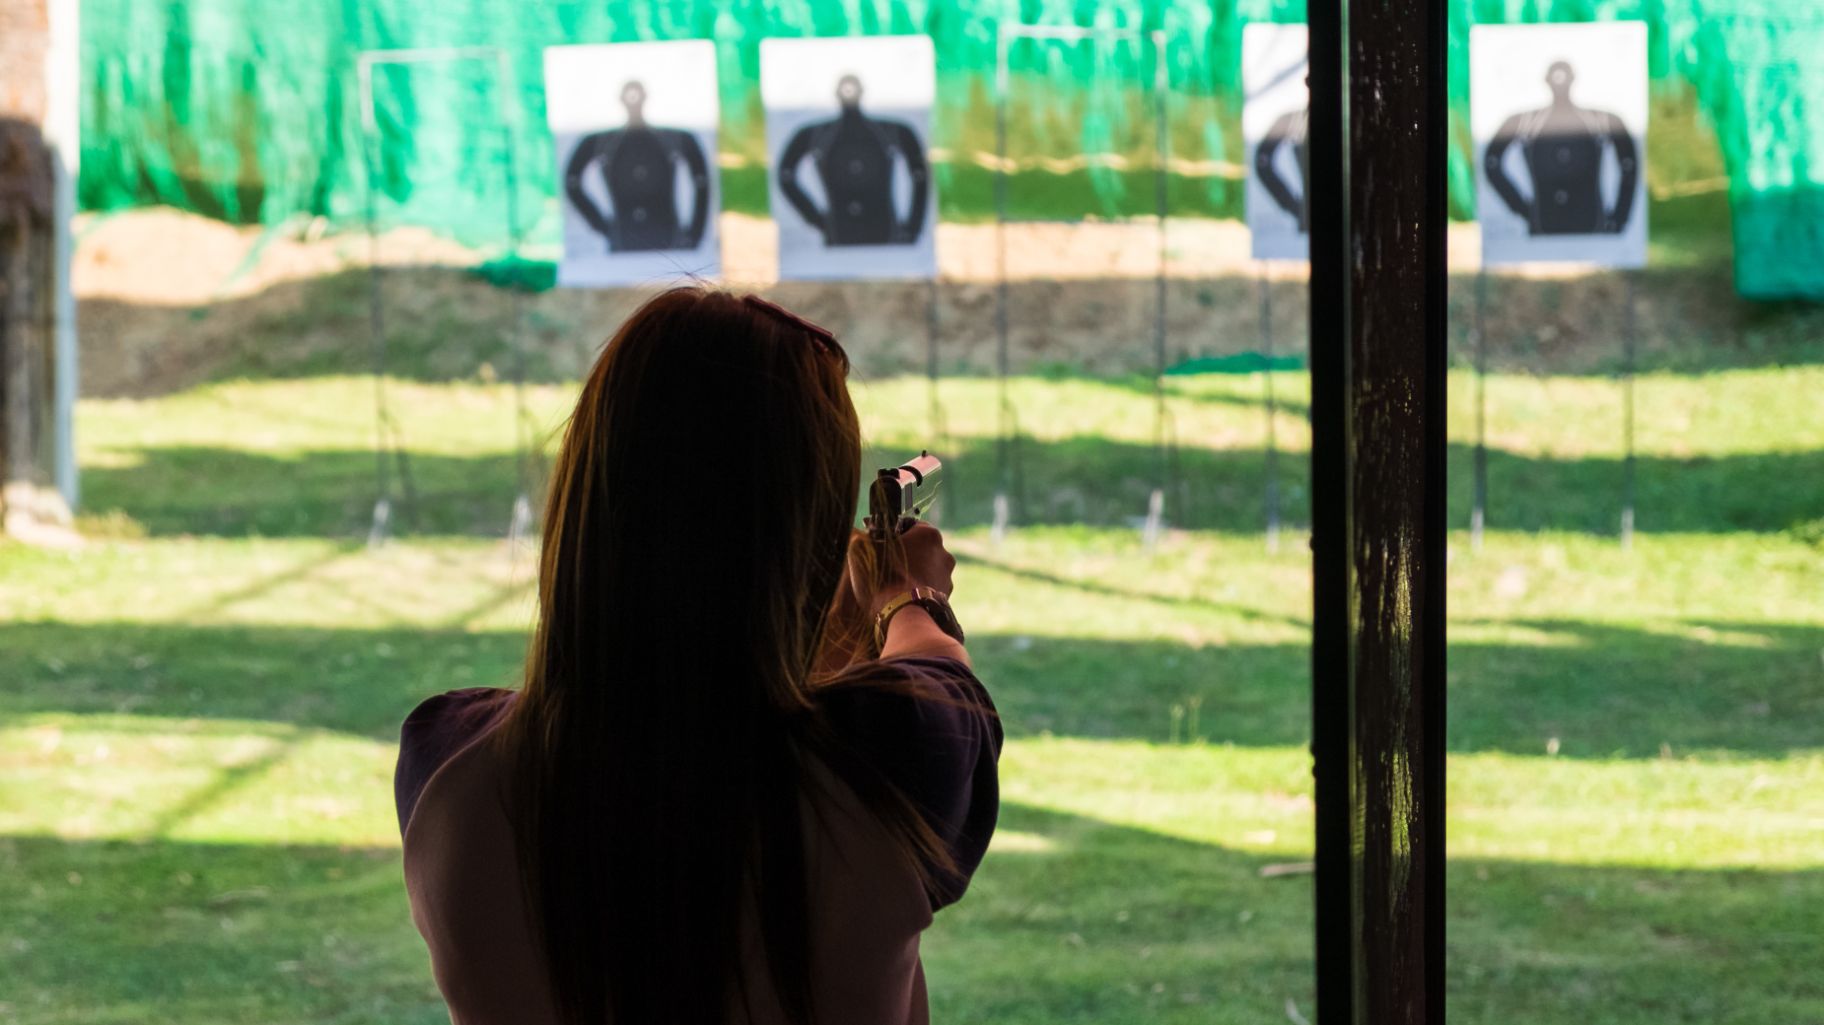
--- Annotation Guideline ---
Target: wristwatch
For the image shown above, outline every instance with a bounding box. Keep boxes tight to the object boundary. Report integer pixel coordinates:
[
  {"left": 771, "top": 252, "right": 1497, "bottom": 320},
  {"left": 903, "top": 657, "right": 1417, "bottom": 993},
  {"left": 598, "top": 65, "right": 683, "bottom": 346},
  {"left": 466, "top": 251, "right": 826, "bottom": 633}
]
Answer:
[{"left": 873, "top": 587, "right": 966, "bottom": 651}]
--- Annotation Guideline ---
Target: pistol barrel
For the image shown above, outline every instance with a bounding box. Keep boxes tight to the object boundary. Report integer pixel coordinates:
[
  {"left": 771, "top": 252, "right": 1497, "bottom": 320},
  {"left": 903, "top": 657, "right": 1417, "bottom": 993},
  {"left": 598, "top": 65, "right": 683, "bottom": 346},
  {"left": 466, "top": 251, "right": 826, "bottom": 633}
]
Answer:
[
  {"left": 870, "top": 451, "right": 942, "bottom": 532},
  {"left": 882, "top": 451, "right": 941, "bottom": 492}
]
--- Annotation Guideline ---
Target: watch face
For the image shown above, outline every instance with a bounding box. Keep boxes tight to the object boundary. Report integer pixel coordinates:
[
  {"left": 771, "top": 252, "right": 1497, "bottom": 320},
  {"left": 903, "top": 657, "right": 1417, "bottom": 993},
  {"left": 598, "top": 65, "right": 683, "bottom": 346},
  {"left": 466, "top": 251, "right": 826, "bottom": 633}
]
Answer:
[{"left": 911, "top": 592, "right": 962, "bottom": 642}]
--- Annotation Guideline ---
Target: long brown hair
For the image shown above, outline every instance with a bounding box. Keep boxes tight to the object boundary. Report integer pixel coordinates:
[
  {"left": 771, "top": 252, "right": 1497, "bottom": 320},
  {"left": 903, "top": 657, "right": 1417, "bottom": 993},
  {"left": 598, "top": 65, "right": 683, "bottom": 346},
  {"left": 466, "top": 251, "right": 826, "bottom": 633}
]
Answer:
[{"left": 490, "top": 287, "right": 952, "bottom": 1025}]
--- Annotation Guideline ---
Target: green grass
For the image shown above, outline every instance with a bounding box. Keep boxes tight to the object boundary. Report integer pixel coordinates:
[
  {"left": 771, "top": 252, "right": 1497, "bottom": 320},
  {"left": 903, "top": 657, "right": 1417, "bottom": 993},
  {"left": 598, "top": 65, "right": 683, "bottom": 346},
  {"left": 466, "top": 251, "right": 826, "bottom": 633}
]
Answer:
[{"left": 2, "top": 364, "right": 1821, "bottom": 1024}]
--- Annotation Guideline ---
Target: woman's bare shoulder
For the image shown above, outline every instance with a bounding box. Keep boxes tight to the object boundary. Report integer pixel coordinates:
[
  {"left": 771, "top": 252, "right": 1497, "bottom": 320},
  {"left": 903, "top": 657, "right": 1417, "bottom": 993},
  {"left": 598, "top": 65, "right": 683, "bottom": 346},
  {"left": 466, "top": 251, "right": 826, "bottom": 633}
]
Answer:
[
  {"left": 395, "top": 688, "right": 517, "bottom": 839},
  {"left": 398, "top": 694, "right": 519, "bottom": 895}
]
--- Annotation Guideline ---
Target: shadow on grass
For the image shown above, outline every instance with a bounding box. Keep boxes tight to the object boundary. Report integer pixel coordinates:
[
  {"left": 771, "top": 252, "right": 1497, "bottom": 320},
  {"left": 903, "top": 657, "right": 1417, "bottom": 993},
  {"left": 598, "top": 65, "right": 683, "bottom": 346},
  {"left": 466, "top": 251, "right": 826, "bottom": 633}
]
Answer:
[
  {"left": 1084, "top": 371, "right": 1311, "bottom": 417},
  {"left": 1445, "top": 618, "right": 1824, "bottom": 759},
  {"left": 78, "top": 435, "right": 1824, "bottom": 539},
  {"left": 1454, "top": 446, "right": 1824, "bottom": 538},
  {"left": 0, "top": 833, "right": 446, "bottom": 1025},
  {"left": 3, "top": 618, "right": 1818, "bottom": 758},
  {"left": 950, "top": 551, "right": 1309, "bottom": 629},
  {"left": 5, "top": 802, "right": 1819, "bottom": 1024},
  {"left": 80, "top": 446, "right": 537, "bottom": 539},
  {"left": 0, "top": 810, "right": 1311, "bottom": 1025}
]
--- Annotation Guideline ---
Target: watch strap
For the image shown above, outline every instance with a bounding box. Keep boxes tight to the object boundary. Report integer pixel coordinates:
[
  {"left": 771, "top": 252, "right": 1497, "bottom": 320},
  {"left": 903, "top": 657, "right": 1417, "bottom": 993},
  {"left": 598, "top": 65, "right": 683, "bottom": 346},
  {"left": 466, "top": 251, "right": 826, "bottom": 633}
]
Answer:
[{"left": 873, "top": 587, "right": 965, "bottom": 651}]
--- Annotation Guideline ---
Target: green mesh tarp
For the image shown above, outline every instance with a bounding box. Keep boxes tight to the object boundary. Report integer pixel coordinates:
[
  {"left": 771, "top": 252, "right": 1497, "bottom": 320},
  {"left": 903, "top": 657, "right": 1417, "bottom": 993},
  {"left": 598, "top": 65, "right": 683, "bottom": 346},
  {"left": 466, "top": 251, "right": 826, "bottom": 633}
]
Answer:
[
  {"left": 79, "top": 0, "right": 1824, "bottom": 298},
  {"left": 1456, "top": 0, "right": 1824, "bottom": 299},
  {"left": 1677, "top": 0, "right": 1824, "bottom": 300}
]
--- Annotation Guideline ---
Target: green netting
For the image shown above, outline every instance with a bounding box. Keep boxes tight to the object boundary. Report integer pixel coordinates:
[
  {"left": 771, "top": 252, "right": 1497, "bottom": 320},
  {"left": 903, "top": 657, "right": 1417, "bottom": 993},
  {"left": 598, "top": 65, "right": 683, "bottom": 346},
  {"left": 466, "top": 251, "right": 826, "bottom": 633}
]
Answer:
[
  {"left": 1457, "top": 0, "right": 1824, "bottom": 299},
  {"left": 78, "top": 0, "right": 1824, "bottom": 297}
]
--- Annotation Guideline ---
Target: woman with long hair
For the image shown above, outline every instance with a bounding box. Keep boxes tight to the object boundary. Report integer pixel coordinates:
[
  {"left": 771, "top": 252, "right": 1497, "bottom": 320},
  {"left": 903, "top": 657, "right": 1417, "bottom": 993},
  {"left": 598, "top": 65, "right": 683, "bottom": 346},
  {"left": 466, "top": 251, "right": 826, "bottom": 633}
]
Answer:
[{"left": 393, "top": 287, "right": 1000, "bottom": 1025}]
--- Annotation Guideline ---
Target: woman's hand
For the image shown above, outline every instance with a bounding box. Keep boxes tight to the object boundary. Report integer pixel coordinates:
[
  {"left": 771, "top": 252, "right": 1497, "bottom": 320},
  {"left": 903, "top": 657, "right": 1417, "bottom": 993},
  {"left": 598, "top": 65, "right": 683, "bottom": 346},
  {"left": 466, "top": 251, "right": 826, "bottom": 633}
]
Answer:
[
  {"left": 855, "top": 521, "right": 968, "bottom": 665},
  {"left": 815, "top": 522, "right": 966, "bottom": 676},
  {"left": 855, "top": 520, "right": 956, "bottom": 617}
]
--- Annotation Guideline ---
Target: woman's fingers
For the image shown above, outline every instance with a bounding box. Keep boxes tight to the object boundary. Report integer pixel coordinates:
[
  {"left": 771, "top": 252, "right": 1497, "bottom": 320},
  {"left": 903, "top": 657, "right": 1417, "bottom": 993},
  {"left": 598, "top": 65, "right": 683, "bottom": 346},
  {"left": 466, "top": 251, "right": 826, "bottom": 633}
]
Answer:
[{"left": 897, "top": 522, "right": 956, "bottom": 596}]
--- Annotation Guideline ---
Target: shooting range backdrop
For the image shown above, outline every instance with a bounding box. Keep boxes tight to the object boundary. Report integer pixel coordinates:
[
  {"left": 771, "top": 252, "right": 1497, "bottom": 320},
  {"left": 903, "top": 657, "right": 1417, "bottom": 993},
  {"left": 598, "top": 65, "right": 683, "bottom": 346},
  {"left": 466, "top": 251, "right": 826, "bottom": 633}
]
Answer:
[{"left": 78, "top": 0, "right": 1824, "bottom": 299}]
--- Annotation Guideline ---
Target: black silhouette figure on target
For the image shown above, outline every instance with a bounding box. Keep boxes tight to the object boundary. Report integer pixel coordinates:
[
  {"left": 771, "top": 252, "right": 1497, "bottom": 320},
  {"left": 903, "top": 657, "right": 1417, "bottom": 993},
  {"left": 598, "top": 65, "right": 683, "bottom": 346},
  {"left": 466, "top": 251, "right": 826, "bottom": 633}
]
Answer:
[
  {"left": 777, "top": 74, "right": 930, "bottom": 246},
  {"left": 563, "top": 80, "right": 712, "bottom": 253},
  {"left": 1254, "top": 104, "right": 1310, "bottom": 233},
  {"left": 1484, "top": 60, "right": 1639, "bottom": 236}
]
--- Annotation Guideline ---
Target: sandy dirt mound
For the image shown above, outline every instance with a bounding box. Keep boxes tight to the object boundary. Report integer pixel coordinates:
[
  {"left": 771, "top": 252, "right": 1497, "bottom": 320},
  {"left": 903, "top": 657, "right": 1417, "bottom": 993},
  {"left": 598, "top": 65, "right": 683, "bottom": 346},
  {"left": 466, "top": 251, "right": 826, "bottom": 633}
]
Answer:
[{"left": 73, "top": 208, "right": 1736, "bottom": 398}]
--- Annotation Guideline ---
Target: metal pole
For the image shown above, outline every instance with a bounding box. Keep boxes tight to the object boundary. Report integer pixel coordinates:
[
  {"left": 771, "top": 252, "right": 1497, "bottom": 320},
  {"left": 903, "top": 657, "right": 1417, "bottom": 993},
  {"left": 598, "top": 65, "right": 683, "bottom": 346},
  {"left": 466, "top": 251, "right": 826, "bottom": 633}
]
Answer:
[
  {"left": 1261, "top": 265, "right": 1281, "bottom": 553},
  {"left": 926, "top": 275, "right": 947, "bottom": 527},
  {"left": 927, "top": 277, "right": 940, "bottom": 436},
  {"left": 1145, "top": 30, "right": 1170, "bottom": 546},
  {"left": 503, "top": 127, "right": 535, "bottom": 547},
  {"left": 992, "top": 23, "right": 1155, "bottom": 541},
  {"left": 1472, "top": 265, "right": 1489, "bottom": 551},
  {"left": 359, "top": 60, "right": 394, "bottom": 547},
  {"left": 356, "top": 48, "right": 509, "bottom": 543},
  {"left": 487, "top": 49, "right": 536, "bottom": 546},
  {"left": 1621, "top": 272, "right": 1637, "bottom": 549},
  {"left": 993, "top": 29, "right": 1013, "bottom": 545}
]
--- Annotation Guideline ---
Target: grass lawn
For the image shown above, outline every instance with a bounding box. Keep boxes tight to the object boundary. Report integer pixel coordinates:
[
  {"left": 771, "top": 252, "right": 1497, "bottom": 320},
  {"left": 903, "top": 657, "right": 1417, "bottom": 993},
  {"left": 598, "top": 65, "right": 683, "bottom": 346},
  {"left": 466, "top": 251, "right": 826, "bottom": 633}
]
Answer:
[{"left": 2, "top": 366, "right": 1821, "bottom": 1024}]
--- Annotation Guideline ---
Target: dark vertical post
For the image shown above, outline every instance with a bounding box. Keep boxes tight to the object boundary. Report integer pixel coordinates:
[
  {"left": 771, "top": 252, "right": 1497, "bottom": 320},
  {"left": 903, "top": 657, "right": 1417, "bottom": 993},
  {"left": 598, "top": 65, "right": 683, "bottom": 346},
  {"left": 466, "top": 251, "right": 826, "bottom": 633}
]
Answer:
[
  {"left": 0, "top": 0, "right": 81, "bottom": 536},
  {"left": 1308, "top": 0, "right": 1448, "bottom": 1021},
  {"left": 0, "top": 120, "right": 57, "bottom": 531}
]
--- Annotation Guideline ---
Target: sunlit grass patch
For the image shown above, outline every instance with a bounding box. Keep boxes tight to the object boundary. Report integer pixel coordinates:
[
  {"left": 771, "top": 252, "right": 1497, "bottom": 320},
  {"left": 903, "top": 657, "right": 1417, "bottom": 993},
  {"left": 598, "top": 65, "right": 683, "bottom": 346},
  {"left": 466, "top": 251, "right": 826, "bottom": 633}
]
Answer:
[{"left": 1, "top": 715, "right": 398, "bottom": 847}]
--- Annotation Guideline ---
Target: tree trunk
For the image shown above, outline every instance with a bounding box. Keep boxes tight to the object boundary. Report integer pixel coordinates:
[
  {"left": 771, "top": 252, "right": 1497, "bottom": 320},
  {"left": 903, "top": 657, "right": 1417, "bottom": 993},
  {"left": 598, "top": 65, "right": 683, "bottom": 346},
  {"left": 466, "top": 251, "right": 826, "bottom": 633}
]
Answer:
[{"left": 1, "top": 0, "right": 69, "bottom": 534}]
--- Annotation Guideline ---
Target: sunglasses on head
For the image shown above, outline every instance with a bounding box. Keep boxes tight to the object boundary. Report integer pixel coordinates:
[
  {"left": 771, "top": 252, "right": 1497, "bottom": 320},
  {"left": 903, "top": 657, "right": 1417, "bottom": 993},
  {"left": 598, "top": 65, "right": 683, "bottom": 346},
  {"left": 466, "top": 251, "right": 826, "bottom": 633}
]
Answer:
[{"left": 742, "top": 294, "right": 849, "bottom": 368}]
